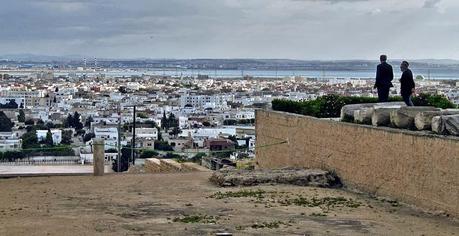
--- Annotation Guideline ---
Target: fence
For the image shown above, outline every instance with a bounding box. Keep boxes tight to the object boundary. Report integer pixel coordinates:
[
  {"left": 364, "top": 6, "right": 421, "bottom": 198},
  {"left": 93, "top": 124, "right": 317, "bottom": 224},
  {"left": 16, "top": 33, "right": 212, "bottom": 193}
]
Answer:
[{"left": 0, "top": 159, "right": 82, "bottom": 166}]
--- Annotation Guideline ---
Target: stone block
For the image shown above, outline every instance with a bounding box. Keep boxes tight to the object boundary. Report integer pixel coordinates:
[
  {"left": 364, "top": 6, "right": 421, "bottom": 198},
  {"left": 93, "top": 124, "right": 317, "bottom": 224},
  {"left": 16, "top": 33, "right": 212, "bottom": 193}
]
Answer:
[
  {"left": 354, "top": 108, "right": 374, "bottom": 125},
  {"left": 341, "top": 102, "right": 405, "bottom": 123},
  {"left": 415, "top": 110, "right": 459, "bottom": 131},
  {"left": 390, "top": 107, "right": 441, "bottom": 129},
  {"left": 433, "top": 115, "right": 459, "bottom": 135},
  {"left": 444, "top": 115, "right": 459, "bottom": 136},
  {"left": 210, "top": 168, "right": 342, "bottom": 188},
  {"left": 372, "top": 107, "right": 400, "bottom": 126}
]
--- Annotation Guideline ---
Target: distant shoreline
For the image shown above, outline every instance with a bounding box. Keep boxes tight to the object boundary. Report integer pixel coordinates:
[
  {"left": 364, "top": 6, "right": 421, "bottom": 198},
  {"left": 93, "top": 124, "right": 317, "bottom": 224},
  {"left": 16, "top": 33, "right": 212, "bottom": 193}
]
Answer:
[{"left": 1, "top": 68, "right": 459, "bottom": 80}]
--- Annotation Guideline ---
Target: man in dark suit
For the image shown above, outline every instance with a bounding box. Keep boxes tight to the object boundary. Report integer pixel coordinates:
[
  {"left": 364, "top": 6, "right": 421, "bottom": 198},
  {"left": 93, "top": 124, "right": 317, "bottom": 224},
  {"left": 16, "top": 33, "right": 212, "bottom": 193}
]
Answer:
[
  {"left": 399, "top": 61, "right": 415, "bottom": 106},
  {"left": 374, "top": 55, "right": 394, "bottom": 102}
]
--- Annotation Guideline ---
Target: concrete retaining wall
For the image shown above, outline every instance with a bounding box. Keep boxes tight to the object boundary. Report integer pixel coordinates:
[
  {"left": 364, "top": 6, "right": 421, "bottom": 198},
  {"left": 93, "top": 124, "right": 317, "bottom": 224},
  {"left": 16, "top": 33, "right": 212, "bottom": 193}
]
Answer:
[{"left": 255, "top": 109, "right": 459, "bottom": 217}]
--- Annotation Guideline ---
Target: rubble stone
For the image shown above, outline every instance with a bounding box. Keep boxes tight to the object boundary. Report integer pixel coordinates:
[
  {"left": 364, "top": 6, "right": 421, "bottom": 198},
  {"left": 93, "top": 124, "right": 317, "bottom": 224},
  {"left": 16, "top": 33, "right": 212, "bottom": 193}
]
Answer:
[
  {"left": 444, "top": 115, "right": 459, "bottom": 136},
  {"left": 209, "top": 168, "right": 342, "bottom": 188},
  {"left": 415, "top": 110, "right": 459, "bottom": 130},
  {"left": 433, "top": 115, "right": 459, "bottom": 135}
]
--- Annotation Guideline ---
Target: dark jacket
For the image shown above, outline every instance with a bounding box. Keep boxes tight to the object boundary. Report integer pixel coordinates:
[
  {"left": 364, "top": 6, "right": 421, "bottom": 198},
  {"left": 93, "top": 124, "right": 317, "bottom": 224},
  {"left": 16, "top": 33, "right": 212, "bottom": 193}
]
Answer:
[
  {"left": 400, "top": 69, "right": 415, "bottom": 96},
  {"left": 375, "top": 62, "right": 394, "bottom": 88}
]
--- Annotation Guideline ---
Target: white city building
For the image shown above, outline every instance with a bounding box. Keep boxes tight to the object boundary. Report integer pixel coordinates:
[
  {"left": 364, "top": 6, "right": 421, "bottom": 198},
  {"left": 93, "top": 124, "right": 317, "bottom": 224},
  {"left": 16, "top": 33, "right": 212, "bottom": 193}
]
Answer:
[
  {"left": 36, "top": 129, "right": 62, "bottom": 145},
  {"left": 180, "top": 94, "right": 233, "bottom": 109},
  {"left": 135, "top": 127, "right": 159, "bottom": 140},
  {"left": 0, "top": 132, "right": 22, "bottom": 151},
  {"left": 94, "top": 127, "right": 119, "bottom": 150}
]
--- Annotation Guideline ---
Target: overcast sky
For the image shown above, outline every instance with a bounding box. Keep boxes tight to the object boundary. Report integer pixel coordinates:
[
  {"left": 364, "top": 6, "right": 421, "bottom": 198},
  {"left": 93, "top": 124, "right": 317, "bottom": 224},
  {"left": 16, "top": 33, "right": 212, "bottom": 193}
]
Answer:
[{"left": 1, "top": 0, "right": 458, "bottom": 60}]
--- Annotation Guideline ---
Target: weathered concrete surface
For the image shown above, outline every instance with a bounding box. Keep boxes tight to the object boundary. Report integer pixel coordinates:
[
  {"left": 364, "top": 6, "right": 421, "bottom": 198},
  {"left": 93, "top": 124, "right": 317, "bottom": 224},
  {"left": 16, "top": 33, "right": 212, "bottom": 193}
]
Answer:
[
  {"left": 2, "top": 173, "right": 458, "bottom": 235},
  {"left": 415, "top": 110, "right": 459, "bottom": 131},
  {"left": 0, "top": 165, "right": 113, "bottom": 177},
  {"left": 390, "top": 107, "right": 441, "bottom": 129},
  {"left": 210, "top": 168, "right": 342, "bottom": 187},
  {"left": 256, "top": 110, "right": 459, "bottom": 217}
]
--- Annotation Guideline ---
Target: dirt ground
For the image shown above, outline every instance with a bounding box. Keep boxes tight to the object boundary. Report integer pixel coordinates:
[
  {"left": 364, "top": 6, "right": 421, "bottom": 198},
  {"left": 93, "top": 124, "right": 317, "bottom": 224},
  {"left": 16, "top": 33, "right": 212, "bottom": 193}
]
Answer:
[{"left": 0, "top": 172, "right": 457, "bottom": 236}]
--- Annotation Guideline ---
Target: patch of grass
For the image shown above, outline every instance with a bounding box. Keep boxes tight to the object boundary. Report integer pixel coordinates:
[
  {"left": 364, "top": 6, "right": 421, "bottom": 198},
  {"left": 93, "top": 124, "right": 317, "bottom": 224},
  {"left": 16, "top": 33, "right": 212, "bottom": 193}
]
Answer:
[
  {"left": 281, "top": 196, "right": 361, "bottom": 210},
  {"left": 310, "top": 212, "right": 328, "bottom": 217},
  {"left": 121, "top": 224, "right": 147, "bottom": 232},
  {"left": 251, "top": 221, "right": 291, "bottom": 229},
  {"left": 237, "top": 220, "right": 293, "bottom": 230},
  {"left": 209, "top": 189, "right": 266, "bottom": 200},
  {"left": 173, "top": 214, "right": 218, "bottom": 224}
]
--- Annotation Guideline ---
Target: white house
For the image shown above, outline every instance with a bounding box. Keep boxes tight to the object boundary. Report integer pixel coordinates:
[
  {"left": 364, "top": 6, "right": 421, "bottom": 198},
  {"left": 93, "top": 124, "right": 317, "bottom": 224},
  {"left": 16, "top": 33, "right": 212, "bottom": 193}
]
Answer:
[
  {"left": 135, "top": 127, "right": 159, "bottom": 140},
  {"left": 80, "top": 152, "right": 118, "bottom": 164},
  {"left": 36, "top": 129, "right": 62, "bottom": 145},
  {"left": 94, "top": 127, "right": 119, "bottom": 150},
  {"left": 0, "top": 132, "right": 22, "bottom": 151}
]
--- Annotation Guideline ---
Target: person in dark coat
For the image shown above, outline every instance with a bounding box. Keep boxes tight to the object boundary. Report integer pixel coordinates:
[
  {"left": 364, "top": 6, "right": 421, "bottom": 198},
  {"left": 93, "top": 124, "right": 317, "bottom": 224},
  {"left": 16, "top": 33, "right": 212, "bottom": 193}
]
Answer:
[
  {"left": 374, "top": 55, "right": 394, "bottom": 102},
  {"left": 399, "top": 61, "right": 415, "bottom": 106}
]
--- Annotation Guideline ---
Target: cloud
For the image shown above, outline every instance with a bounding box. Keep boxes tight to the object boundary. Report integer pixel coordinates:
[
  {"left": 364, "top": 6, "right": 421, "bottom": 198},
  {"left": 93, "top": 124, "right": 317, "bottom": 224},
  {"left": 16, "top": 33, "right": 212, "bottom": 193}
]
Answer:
[
  {"left": 423, "top": 0, "right": 441, "bottom": 8},
  {"left": 0, "top": 0, "right": 458, "bottom": 59}
]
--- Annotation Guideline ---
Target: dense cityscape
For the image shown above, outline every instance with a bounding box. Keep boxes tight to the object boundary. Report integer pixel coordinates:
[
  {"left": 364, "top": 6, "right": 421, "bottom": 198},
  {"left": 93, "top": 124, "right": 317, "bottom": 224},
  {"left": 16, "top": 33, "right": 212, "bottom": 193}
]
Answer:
[
  {"left": 0, "top": 59, "right": 458, "bottom": 170},
  {"left": 1, "top": 0, "right": 459, "bottom": 234}
]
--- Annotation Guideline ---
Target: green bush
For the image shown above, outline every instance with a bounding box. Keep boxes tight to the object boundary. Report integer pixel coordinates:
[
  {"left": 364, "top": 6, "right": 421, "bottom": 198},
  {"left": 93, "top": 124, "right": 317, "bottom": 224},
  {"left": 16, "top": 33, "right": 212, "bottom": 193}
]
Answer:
[
  {"left": 411, "top": 94, "right": 457, "bottom": 109},
  {"left": 22, "top": 145, "right": 75, "bottom": 157},
  {"left": 139, "top": 150, "right": 159, "bottom": 159},
  {"left": 272, "top": 93, "right": 456, "bottom": 118},
  {"left": 0, "top": 151, "right": 26, "bottom": 161}
]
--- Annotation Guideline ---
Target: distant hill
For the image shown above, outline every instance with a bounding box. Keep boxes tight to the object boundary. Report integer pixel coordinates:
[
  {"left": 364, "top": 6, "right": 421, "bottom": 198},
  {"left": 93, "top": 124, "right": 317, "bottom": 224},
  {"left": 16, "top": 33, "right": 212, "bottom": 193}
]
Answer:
[{"left": 0, "top": 54, "right": 86, "bottom": 62}]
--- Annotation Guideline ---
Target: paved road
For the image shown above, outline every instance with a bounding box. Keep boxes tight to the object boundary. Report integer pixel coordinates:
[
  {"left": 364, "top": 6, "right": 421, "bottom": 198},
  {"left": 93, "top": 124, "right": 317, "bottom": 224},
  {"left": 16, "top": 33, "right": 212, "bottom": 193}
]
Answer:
[{"left": 0, "top": 165, "right": 113, "bottom": 177}]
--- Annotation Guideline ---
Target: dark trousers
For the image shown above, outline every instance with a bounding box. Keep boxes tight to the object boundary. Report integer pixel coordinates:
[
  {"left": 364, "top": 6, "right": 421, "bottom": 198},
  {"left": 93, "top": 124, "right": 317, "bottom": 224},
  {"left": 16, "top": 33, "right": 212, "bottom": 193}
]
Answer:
[
  {"left": 402, "top": 94, "right": 414, "bottom": 106},
  {"left": 377, "top": 87, "right": 390, "bottom": 102}
]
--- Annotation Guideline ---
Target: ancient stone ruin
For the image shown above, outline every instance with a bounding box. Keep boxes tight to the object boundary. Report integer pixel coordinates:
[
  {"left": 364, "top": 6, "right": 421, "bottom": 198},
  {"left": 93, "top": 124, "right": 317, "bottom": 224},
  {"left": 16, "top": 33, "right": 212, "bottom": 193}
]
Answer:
[
  {"left": 340, "top": 103, "right": 459, "bottom": 136},
  {"left": 209, "top": 168, "right": 342, "bottom": 188}
]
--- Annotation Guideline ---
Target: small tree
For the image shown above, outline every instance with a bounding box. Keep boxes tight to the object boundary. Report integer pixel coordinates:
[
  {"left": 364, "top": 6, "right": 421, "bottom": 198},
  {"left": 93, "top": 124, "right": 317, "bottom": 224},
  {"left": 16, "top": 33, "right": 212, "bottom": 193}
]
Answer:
[
  {"left": 170, "top": 127, "right": 181, "bottom": 137},
  {"left": 83, "top": 132, "right": 95, "bottom": 143},
  {"left": 112, "top": 147, "right": 130, "bottom": 172},
  {"left": 21, "top": 129, "right": 38, "bottom": 149},
  {"left": 161, "top": 111, "right": 167, "bottom": 129},
  {"left": 61, "top": 130, "right": 73, "bottom": 145},
  {"left": 191, "top": 153, "right": 206, "bottom": 163},
  {"left": 73, "top": 112, "right": 83, "bottom": 130},
  {"left": 25, "top": 119, "right": 34, "bottom": 125},
  {"left": 85, "top": 116, "right": 94, "bottom": 128},
  {"left": 17, "top": 110, "right": 26, "bottom": 123},
  {"left": 45, "top": 130, "right": 54, "bottom": 146},
  {"left": 65, "top": 114, "right": 73, "bottom": 128},
  {"left": 139, "top": 150, "right": 159, "bottom": 159},
  {"left": 137, "top": 112, "right": 148, "bottom": 119},
  {"left": 0, "top": 111, "right": 13, "bottom": 132}
]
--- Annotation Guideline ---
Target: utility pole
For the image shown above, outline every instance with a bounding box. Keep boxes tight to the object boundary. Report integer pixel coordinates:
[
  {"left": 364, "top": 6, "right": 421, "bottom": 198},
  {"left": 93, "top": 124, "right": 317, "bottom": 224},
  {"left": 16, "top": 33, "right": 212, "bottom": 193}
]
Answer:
[
  {"left": 131, "top": 105, "right": 136, "bottom": 165},
  {"left": 117, "top": 103, "right": 121, "bottom": 172}
]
